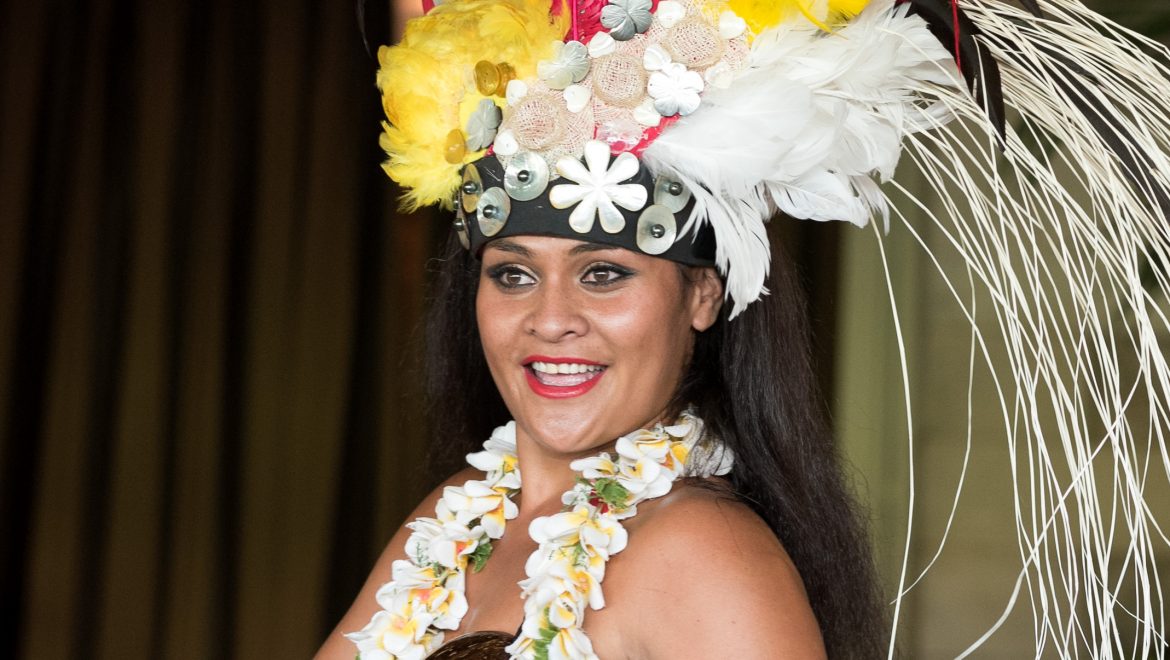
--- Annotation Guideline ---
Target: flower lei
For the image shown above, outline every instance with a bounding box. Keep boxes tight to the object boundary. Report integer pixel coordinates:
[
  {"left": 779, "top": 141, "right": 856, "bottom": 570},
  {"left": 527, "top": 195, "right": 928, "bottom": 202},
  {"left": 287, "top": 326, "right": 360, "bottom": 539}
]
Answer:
[{"left": 346, "top": 411, "right": 733, "bottom": 660}]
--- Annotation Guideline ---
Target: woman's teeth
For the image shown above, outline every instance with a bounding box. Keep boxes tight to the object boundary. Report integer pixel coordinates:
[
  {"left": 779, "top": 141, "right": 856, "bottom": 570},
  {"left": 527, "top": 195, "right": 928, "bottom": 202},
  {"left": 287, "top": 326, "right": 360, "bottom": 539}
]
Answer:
[{"left": 530, "top": 361, "right": 604, "bottom": 375}]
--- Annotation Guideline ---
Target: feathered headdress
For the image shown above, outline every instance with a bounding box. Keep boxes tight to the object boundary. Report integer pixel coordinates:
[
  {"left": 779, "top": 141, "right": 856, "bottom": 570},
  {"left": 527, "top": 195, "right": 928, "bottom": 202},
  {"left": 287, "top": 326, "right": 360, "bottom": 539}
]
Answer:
[{"left": 372, "top": 0, "right": 1170, "bottom": 655}]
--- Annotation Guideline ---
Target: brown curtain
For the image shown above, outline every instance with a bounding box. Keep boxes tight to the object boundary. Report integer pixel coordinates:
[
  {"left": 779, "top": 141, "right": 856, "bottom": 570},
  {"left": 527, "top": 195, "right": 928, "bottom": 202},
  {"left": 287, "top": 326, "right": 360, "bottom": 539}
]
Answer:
[
  {"left": 0, "top": 1, "right": 842, "bottom": 659},
  {"left": 0, "top": 0, "right": 449, "bottom": 657}
]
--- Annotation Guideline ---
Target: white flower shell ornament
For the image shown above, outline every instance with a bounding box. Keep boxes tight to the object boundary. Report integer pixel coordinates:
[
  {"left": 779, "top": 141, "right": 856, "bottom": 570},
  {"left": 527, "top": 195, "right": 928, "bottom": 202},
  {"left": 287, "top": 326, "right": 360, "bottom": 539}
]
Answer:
[{"left": 368, "top": 0, "right": 1170, "bottom": 655}]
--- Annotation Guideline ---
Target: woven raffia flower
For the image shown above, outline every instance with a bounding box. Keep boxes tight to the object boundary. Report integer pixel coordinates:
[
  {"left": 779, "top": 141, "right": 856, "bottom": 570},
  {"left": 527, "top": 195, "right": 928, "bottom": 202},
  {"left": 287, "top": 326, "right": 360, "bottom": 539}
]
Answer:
[
  {"left": 537, "top": 40, "right": 590, "bottom": 90},
  {"left": 549, "top": 140, "right": 647, "bottom": 233},
  {"left": 464, "top": 99, "right": 501, "bottom": 151},
  {"left": 648, "top": 62, "right": 704, "bottom": 116},
  {"left": 600, "top": 0, "right": 652, "bottom": 41}
]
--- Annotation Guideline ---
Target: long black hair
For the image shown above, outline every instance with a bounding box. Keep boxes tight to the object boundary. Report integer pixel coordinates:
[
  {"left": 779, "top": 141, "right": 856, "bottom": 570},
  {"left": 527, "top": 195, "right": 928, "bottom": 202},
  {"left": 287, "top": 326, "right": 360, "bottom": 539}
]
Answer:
[{"left": 422, "top": 231, "right": 888, "bottom": 658}]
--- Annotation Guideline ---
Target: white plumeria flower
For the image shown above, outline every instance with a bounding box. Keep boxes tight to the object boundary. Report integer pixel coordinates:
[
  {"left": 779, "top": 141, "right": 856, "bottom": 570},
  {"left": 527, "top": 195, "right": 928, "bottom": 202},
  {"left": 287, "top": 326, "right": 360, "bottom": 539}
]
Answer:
[
  {"left": 579, "top": 519, "right": 627, "bottom": 567},
  {"left": 348, "top": 601, "right": 438, "bottom": 660},
  {"left": 417, "top": 582, "right": 469, "bottom": 630},
  {"left": 538, "top": 40, "right": 589, "bottom": 90},
  {"left": 408, "top": 518, "right": 484, "bottom": 569},
  {"left": 648, "top": 62, "right": 704, "bottom": 116},
  {"left": 443, "top": 480, "right": 518, "bottom": 537},
  {"left": 561, "top": 480, "right": 595, "bottom": 506},
  {"left": 548, "top": 590, "right": 586, "bottom": 628},
  {"left": 528, "top": 508, "right": 588, "bottom": 547},
  {"left": 444, "top": 480, "right": 496, "bottom": 510},
  {"left": 466, "top": 423, "right": 521, "bottom": 489},
  {"left": 464, "top": 98, "right": 501, "bottom": 151},
  {"left": 466, "top": 421, "right": 516, "bottom": 466},
  {"left": 548, "top": 627, "right": 600, "bottom": 660},
  {"left": 619, "top": 429, "right": 689, "bottom": 474},
  {"left": 618, "top": 456, "right": 671, "bottom": 497},
  {"left": 526, "top": 567, "right": 593, "bottom": 615},
  {"left": 551, "top": 571, "right": 601, "bottom": 616},
  {"left": 569, "top": 452, "right": 617, "bottom": 479},
  {"left": 530, "top": 505, "right": 630, "bottom": 559},
  {"left": 616, "top": 434, "right": 671, "bottom": 465},
  {"left": 614, "top": 433, "right": 689, "bottom": 495},
  {"left": 432, "top": 498, "right": 456, "bottom": 522},
  {"left": 384, "top": 560, "right": 440, "bottom": 595},
  {"left": 375, "top": 564, "right": 469, "bottom": 631},
  {"left": 345, "top": 610, "right": 396, "bottom": 660},
  {"left": 521, "top": 545, "right": 575, "bottom": 594},
  {"left": 549, "top": 140, "right": 647, "bottom": 233},
  {"left": 504, "top": 635, "right": 539, "bottom": 659},
  {"left": 403, "top": 517, "right": 443, "bottom": 563}
]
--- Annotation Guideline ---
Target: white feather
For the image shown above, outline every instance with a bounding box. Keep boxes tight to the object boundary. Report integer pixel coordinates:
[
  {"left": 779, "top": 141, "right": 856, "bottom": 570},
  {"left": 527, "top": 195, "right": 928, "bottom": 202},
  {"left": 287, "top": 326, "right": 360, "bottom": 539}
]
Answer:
[{"left": 643, "top": 0, "right": 958, "bottom": 311}]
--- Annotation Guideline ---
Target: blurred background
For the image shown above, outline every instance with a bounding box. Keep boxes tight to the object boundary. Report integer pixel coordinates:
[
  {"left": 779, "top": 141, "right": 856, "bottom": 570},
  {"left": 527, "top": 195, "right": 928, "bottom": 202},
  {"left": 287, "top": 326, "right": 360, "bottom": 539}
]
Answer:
[{"left": 2, "top": 0, "right": 1167, "bottom": 658}]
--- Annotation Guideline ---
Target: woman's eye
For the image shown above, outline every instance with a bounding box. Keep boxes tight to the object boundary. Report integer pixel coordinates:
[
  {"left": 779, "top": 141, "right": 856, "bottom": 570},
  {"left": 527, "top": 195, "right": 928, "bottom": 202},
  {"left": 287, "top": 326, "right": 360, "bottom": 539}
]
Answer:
[
  {"left": 582, "top": 264, "right": 632, "bottom": 286},
  {"left": 487, "top": 265, "right": 536, "bottom": 289}
]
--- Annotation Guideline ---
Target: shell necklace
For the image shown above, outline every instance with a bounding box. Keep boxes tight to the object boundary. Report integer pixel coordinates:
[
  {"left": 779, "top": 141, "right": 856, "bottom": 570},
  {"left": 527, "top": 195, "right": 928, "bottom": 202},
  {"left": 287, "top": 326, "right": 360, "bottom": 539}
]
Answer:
[{"left": 346, "top": 411, "right": 733, "bottom": 660}]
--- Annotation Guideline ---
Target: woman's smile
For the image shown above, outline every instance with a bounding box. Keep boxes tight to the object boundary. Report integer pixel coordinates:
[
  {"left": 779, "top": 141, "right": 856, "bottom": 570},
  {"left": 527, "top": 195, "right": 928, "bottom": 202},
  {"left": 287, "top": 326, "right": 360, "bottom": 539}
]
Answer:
[{"left": 524, "top": 356, "right": 607, "bottom": 398}]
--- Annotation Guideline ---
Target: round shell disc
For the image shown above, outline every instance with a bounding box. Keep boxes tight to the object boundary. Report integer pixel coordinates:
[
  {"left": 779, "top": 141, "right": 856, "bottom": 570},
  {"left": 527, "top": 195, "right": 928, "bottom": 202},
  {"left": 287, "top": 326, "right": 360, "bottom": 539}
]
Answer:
[
  {"left": 636, "top": 204, "right": 677, "bottom": 255},
  {"left": 477, "top": 187, "right": 511, "bottom": 237}
]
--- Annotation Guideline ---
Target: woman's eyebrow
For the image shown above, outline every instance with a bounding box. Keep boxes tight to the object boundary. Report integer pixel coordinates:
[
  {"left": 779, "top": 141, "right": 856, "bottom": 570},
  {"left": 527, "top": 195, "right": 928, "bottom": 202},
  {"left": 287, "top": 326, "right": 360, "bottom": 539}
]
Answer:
[
  {"left": 485, "top": 240, "right": 532, "bottom": 257},
  {"left": 569, "top": 243, "right": 621, "bottom": 256}
]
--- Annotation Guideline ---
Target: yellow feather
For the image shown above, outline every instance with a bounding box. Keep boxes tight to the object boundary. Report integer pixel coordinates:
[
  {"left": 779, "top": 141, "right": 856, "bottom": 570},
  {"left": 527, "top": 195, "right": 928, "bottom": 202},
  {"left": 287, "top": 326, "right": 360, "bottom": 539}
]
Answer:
[
  {"left": 727, "top": 0, "right": 872, "bottom": 36},
  {"left": 377, "top": 0, "right": 568, "bottom": 209}
]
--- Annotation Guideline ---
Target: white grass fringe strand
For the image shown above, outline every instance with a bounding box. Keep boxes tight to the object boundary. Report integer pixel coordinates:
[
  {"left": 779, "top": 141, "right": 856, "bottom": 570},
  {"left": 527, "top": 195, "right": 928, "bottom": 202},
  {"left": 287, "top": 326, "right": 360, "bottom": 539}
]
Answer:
[{"left": 883, "top": 0, "right": 1170, "bottom": 656}]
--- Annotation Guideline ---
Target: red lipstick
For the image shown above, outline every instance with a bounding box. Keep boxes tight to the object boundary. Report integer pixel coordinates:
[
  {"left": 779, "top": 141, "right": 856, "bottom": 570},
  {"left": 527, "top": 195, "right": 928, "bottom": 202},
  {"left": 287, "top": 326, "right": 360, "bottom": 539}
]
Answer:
[{"left": 523, "top": 356, "right": 606, "bottom": 399}]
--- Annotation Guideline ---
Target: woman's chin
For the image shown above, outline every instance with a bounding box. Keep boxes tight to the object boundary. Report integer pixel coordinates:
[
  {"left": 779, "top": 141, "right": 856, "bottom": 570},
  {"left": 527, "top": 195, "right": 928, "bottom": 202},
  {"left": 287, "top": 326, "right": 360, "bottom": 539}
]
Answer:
[
  {"left": 513, "top": 411, "right": 623, "bottom": 458},
  {"left": 511, "top": 399, "right": 671, "bottom": 460}
]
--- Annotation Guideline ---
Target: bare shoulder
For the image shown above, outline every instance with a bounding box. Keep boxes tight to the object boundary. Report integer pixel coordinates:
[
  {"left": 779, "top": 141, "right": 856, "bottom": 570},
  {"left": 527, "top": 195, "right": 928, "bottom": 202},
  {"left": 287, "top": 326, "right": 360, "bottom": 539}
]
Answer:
[
  {"left": 604, "top": 481, "right": 827, "bottom": 659},
  {"left": 627, "top": 481, "right": 783, "bottom": 560},
  {"left": 313, "top": 467, "right": 481, "bottom": 659}
]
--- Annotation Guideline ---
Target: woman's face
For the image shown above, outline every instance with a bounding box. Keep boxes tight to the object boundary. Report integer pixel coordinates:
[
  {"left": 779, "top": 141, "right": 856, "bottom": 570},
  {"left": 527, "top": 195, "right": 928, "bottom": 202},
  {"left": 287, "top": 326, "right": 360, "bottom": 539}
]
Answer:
[{"left": 477, "top": 235, "right": 723, "bottom": 457}]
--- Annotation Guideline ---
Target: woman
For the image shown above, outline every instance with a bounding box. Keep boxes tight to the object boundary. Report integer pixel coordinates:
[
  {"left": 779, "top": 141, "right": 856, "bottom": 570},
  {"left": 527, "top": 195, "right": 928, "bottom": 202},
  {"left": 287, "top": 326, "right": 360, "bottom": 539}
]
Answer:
[
  {"left": 322, "top": 0, "right": 1170, "bottom": 656},
  {"left": 318, "top": 227, "right": 885, "bottom": 657},
  {"left": 318, "top": 214, "right": 887, "bottom": 657}
]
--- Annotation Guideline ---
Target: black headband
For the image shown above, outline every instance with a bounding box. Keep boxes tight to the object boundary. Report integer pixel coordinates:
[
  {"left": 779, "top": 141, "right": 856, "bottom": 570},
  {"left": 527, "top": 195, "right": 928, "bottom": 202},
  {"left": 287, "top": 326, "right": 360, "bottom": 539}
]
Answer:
[{"left": 454, "top": 153, "right": 716, "bottom": 266}]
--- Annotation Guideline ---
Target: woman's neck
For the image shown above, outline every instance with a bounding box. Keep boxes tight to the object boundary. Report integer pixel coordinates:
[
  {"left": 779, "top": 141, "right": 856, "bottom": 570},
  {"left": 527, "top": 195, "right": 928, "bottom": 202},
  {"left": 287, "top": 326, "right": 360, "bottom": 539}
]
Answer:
[
  {"left": 510, "top": 434, "right": 619, "bottom": 515},
  {"left": 509, "top": 406, "right": 677, "bottom": 513}
]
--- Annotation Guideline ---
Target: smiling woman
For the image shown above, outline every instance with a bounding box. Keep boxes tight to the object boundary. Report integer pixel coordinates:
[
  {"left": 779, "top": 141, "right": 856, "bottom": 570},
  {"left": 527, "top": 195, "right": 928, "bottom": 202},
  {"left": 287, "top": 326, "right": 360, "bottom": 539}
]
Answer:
[
  {"left": 317, "top": 223, "right": 882, "bottom": 658},
  {"left": 314, "top": 0, "right": 1170, "bottom": 656}
]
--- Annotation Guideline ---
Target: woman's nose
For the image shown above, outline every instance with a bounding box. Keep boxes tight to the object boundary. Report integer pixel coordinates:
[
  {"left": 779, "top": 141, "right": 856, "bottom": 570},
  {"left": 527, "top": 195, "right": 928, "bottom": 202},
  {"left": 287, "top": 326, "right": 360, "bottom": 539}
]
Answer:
[{"left": 525, "top": 281, "right": 588, "bottom": 342}]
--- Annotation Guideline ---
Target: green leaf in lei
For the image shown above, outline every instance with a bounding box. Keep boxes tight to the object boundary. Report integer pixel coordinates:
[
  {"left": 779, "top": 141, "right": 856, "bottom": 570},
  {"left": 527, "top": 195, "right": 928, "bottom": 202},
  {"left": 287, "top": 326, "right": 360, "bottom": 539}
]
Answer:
[
  {"left": 592, "top": 477, "right": 630, "bottom": 510},
  {"left": 469, "top": 540, "right": 494, "bottom": 573},
  {"left": 533, "top": 625, "right": 560, "bottom": 660}
]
